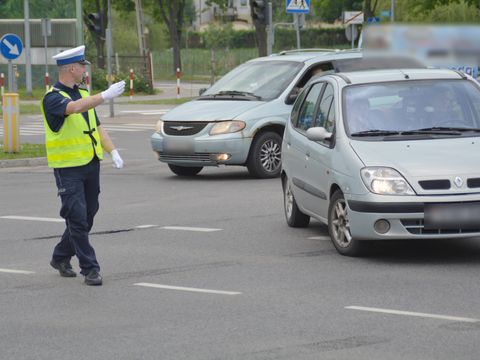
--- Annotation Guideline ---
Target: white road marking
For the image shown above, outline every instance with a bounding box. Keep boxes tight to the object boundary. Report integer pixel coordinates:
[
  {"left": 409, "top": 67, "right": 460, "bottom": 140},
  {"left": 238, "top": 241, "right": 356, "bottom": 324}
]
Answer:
[
  {"left": 135, "top": 224, "right": 158, "bottom": 229},
  {"left": 0, "top": 215, "right": 63, "bottom": 223},
  {"left": 161, "top": 226, "right": 222, "bottom": 232},
  {"left": 120, "top": 110, "right": 168, "bottom": 115},
  {"left": 134, "top": 282, "right": 241, "bottom": 295},
  {"left": 0, "top": 268, "right": 35, "bottom": 275},
  {"left": 308, "top": 236, "right": 331, "bottom": 240},
  {"left": 345, "top": 306, "right": 479, "bottom": 323}
]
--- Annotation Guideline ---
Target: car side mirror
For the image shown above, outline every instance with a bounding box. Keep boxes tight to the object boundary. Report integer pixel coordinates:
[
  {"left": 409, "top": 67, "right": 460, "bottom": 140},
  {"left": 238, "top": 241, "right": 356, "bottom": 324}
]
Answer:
[
  {"left": 199, "top": 88, "right": 207, "bottom": 95},
  {"left": 306, "top": 127, "right": 332, "bottom": 142}
]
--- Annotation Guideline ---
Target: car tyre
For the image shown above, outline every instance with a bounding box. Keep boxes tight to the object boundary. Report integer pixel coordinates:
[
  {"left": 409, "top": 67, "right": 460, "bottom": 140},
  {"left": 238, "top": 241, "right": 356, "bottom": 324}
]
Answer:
[
  {"left": 283, "top": 177, "right": 310, "bottom": 227},
  {"left": 168, "top": 164, "right": 203, "bottom": 176},
  {"left": 328, "top": 190, "right": 363, "bottom": 256},
  {"left": 247, "top": 131, "right": 282, "bottom": 178}
]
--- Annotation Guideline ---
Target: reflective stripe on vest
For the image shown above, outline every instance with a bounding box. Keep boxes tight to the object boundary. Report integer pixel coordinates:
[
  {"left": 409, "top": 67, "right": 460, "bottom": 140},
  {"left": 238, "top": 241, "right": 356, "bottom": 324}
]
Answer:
[{"left": 41, "top": 87, "right": 103, "bottom": 168}]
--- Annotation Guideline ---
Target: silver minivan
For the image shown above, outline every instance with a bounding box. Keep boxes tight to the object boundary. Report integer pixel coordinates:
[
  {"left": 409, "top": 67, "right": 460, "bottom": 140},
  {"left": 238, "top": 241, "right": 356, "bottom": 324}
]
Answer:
[
  {"left": 281, "top": 68, "right": 480, "bottom": 256},
  {"left": 151, "top": 50, "right": 422, "bottom": 178}
]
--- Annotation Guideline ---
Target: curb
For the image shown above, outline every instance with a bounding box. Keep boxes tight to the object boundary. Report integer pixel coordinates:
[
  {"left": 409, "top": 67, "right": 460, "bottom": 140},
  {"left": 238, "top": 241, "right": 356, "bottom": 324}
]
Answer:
[{"left": 0, "top": 157, "right": 48, "bottom": 168}]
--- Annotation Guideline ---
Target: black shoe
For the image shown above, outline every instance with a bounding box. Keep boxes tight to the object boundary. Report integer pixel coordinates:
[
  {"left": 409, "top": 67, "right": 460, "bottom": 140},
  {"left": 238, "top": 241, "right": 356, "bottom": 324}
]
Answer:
[
  {"left": 50, "top": 259, "right": 77, "bottom": 277},
  {"left": 84, "top": 270, "right": 103, "bottom": 286}
]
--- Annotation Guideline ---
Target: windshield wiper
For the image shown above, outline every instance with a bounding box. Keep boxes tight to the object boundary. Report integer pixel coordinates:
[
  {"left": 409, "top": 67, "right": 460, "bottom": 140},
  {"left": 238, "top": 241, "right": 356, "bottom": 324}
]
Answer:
[
  {"left": 214, "top": 90, "right": 263, "bottom": 100},
  {"left": 351, "top": 130, "right": 401, "bottom": 137},
  {"left": 412, "top": 126, "right": 480, "bottom": 133}
]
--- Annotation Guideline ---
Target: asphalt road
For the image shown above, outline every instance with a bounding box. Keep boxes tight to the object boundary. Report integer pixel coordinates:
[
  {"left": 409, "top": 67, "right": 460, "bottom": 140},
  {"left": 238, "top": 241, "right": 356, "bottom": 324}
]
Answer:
[{"left": 1, "top": 114, "right": 480, "bottom": 359}]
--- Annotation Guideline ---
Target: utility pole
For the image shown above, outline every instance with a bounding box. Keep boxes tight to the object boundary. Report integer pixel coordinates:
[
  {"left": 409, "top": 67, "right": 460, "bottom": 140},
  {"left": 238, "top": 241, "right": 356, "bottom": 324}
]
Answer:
[
  {"left": 106, "top": 0, "right": 114, "bottom": 117},
  {"left": 267, "top": 2, "right": 273, "bottom": 55},
  {"left": 135, "top": 0, "right": 147, "bottom": 57},
  {"left": 76, "top": 0, "right": 84, "bottom": 45},
  {"left": 391, "top": 0, "right": 395, "bottom": 22},
  {"left": 24, "top": 0, "right": 32, "bottom": 96}
]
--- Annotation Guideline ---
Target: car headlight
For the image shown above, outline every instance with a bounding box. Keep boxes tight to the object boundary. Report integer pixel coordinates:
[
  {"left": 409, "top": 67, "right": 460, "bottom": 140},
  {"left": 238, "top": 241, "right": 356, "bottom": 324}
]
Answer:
[
  {"left": 360, "top": 167, "right": 415, "bottom": 195},
  {"left": 155, "top": 120, "right": 164, "bottom": 132},
  {"left": 209, "top": 120, "right": 245, "bottom": 135}
]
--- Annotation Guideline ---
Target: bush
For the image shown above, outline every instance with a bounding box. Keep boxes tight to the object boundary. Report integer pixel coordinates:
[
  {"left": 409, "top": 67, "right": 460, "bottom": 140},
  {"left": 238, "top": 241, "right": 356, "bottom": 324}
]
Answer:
[
  {"left": 90, "top": 68, "right": 154, "bottom": 94},
  {"left": 183, "top": 27, "right": 350, "bottom": 49}
]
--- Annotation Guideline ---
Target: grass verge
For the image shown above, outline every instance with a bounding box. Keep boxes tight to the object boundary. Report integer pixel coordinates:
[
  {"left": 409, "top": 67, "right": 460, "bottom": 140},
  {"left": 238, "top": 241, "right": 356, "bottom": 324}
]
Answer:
[{"left": 0, "top": 143, "right": 46, "bottom": 160}]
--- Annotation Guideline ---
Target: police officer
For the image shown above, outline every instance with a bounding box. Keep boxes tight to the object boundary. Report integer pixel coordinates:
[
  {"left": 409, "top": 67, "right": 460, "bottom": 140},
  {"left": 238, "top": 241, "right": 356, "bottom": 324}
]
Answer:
[{"left": 41, "top": 45, "right": 125, "bottom": 286}]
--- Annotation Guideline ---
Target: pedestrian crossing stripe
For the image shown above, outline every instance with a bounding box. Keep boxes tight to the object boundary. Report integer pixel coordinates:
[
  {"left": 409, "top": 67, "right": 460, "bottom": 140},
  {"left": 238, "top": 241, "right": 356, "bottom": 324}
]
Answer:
[
  {"left": 0, "top": 123, "right": 154, "bottom": 136},
  {"left": 286, "top": 0, "right": 309, "bottom": 11}
]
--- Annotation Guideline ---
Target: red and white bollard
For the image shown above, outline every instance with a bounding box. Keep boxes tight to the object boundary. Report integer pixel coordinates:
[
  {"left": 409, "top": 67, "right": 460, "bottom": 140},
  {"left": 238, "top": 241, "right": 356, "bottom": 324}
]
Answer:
[
  {"left": 129, "top": 68, "right": 134, "bottom": 99},
  {"left": 45, "top": 72, "right": 49, "bottom": 92},
  {"left": 0, "top": 73, "right": 4, "bottom": 97},
  {"left": 176, "top": 67, "right": 181, "bottom": 99},
  {"left": 85, "top": 72, "right": 91, "bottom": 93}
]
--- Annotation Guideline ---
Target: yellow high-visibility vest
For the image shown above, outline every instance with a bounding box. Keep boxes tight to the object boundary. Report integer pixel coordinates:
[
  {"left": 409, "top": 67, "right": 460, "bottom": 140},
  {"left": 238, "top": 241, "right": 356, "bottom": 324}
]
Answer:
[{"left": 41, "top": 87, "right": 103, "bottom": 168}]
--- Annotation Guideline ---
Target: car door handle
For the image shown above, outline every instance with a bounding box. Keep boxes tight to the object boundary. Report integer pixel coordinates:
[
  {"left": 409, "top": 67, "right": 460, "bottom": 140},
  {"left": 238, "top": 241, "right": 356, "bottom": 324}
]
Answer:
[{"left": 306, "top": 151, "right": 310, "bottom": 157}]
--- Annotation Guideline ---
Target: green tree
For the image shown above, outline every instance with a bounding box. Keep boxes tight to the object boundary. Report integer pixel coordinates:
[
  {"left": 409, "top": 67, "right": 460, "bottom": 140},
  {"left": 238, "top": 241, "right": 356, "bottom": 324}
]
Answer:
[
  {"left": 316, "top": 0, "right": 362, "bottom": 22},
  {"left": 204, "top": 22, "right": 233, "bottom": 82}
]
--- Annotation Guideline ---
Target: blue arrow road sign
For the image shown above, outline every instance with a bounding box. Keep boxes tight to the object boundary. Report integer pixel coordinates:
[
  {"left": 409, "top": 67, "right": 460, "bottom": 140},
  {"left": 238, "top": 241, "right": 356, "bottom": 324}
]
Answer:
[
  {"left": 0, "top": 33, "right": 23, "bottom": 60},
  {"left": 286, "top": 0, "right": 310, "bottom": 13}
]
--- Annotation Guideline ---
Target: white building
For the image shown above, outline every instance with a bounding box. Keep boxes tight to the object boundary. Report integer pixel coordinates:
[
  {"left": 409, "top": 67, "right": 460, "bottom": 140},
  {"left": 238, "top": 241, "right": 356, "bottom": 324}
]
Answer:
[{"left": 194, "top": 0, "right": 252, "bottom": 30}]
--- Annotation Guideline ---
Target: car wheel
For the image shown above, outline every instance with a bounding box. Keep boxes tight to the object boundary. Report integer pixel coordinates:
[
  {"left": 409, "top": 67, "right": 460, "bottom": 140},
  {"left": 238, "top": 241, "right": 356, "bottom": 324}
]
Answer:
[
  {"left": 328, "top": 190, "right": 362, "bottom": 256},
  {"left": 283, "top": 177, "right": 310, "bottom": 227},
  {"left": 168, "top": 164, "right": 203, "bottom": 176},
  {"left": 247, "top": 131, "right": 282, "bottom": 178}
]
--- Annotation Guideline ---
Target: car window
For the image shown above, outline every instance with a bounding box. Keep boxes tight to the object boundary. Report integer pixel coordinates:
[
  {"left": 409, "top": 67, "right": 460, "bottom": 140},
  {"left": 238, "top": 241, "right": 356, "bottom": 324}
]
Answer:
[
  {"left": 291, "top": 87, "right": 309, "bottom": 126},
  {"left": 325, "top": 98, "right": 336, "bottom": 133},
  {"left": 202, "top": 60, "right": 303, "bottom": 100},
  {"left": 315, "top": 83, "right": 334, "bottom": 129},
  {"left": 344, "top": 79, "right": 480, "bottom": 135},
  {"left": 295, "top": 83, "right": 324, "bottom": 132}
]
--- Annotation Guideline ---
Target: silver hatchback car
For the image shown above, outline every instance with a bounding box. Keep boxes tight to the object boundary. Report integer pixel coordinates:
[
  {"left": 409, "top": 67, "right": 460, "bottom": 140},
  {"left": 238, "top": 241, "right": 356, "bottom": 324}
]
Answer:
[
  {"left": 281, "top": 68, "right": 480, "bottom": 256},
  {"left": 151, "top": 50, "right": 423, "bottom": 178}
]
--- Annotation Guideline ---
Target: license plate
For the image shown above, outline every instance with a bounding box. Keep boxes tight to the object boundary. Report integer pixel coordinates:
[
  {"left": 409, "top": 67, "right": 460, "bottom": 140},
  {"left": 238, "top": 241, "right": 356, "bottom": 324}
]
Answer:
[
  {"left": 424, "top": 202, "right": 480, "bottom": 229},
  {"left": 163, "top": 138, "right": 194, "bottom": 155}
]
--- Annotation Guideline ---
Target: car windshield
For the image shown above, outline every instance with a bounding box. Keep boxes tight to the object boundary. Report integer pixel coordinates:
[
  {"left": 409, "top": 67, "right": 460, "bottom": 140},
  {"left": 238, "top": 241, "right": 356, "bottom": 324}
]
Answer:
[
  {"left": 344, "top": 79, "right": 480, "bottom": 138},
  {"left": 201, "top": 60, "right": 303, "bottom": 101}
]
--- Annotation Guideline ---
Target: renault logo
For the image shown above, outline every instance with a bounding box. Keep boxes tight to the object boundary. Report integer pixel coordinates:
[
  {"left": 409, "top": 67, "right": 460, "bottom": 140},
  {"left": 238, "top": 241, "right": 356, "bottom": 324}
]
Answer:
[
  {"left": 454, "top": 176, "right": 463, "bottom": 188},
  {"left": 171, "top": 125, "right": 194, "bottom": 131}
]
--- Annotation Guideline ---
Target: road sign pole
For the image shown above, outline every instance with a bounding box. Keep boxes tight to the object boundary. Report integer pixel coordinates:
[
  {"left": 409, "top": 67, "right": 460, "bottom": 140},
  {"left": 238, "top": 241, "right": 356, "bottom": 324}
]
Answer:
[
  {"left": 294, "top": 14, "right": 301, "bottom": 49},
  {"left": 7, "top": 60, "right": 13, "bottom": 92}
]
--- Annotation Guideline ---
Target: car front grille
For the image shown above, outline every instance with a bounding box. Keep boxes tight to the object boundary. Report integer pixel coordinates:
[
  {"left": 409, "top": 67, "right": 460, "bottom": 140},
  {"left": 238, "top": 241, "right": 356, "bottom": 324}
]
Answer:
[
  {"left": 418, "top": 180, "right": 450, "bottom": 190},
  {"left": 467, "top": 178, "right": 480, "bottom": 188},
  {"left": 401, "top": 219, "right": 480, "bottom": 235},
  {"left": 159, "top": 152, "right": 213, "bottom": 163},
  {"left": 163, "top": 122, "right": 209, "bottom": 136}
]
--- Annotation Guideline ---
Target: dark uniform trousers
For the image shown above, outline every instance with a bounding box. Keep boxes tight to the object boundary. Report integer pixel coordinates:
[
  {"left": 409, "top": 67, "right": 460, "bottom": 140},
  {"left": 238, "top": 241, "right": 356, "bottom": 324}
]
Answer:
[{"left": 52, "top": 158, "right": 101, "bottom": 275}]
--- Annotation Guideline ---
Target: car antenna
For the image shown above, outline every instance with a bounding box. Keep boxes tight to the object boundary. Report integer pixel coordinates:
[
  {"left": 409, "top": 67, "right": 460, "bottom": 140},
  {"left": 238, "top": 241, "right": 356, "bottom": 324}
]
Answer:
[{"left": 399, "top": 70, "right": 410, "bottom": 79}]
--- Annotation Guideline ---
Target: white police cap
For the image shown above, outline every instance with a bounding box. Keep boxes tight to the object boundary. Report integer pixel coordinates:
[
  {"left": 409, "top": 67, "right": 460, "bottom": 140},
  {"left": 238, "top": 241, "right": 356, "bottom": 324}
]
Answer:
[{"left": 52, "top": 45, "right": 91, "bottom": 66}]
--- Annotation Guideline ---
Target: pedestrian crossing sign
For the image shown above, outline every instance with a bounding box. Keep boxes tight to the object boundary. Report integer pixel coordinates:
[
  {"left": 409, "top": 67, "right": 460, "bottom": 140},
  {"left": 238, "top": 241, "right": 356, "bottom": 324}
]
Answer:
[{"left": 286, "top": 0, "right": 310, "bottom": 13}]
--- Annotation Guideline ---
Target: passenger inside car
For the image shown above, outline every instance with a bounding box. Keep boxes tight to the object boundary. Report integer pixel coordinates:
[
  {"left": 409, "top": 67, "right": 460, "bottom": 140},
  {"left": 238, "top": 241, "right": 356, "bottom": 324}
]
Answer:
[
  {"left": 423, "top": 87, "right": 464, "bottom": 127},
  {"left": 347, "top": 98, "right": 374, "bottom": 133},
  {"left": 287, "top": 64, "right": 334, "bottom": 104}
]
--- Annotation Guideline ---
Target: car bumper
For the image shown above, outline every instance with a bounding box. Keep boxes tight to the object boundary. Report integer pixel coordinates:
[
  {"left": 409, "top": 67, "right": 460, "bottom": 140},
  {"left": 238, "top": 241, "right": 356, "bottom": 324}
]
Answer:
[
  {"left": 345, "top": 193, "right": 480, "bottom": 240},
  {"left": 151, "top": 132, "right": 252, "bottom": 166}
]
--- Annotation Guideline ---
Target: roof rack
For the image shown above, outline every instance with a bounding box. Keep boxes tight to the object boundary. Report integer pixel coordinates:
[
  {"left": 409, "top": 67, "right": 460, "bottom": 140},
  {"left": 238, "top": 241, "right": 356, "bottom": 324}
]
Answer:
[
  {"left": 276, "top": 48, "right": 343, "bottom": 55},
  {"left": 331, "top": 73, "right": 351, "bottom": 84},
  {"left": 451, "top": 69, "right": 468, "bottom": 79}
]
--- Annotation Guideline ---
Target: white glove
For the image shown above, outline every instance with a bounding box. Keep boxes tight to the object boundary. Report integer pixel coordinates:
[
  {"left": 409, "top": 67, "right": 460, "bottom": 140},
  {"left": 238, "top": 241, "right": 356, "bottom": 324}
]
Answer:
[
  {"left": 110, "top": 149, "right": 124, "bottom": 169},
  {"left": 101, "top": 80, "right": 126, "bottom": 101}
]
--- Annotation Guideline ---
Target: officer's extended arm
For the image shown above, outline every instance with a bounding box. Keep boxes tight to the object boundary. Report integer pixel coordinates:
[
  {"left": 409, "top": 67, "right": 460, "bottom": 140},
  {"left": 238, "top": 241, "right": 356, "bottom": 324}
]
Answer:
[{"left": 65, "top": 80, "right": 125, "bottom": 115}]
